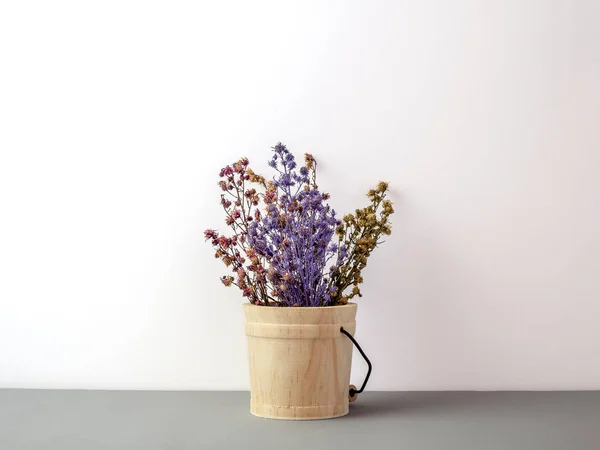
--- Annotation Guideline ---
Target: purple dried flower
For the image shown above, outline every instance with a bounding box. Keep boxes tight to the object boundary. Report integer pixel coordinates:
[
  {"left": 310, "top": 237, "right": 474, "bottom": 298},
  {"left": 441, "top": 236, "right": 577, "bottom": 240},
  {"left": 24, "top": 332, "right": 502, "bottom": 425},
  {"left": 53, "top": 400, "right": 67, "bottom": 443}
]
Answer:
[{"left": 246, "top": 144, "right": 344, "bottom": 306}]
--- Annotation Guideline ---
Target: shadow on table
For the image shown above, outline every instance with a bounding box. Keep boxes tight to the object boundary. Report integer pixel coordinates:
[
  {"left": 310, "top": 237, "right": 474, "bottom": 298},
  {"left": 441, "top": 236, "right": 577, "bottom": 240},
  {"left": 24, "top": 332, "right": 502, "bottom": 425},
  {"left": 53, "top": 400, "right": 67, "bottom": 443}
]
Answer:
[{"left": 348, "top": 392, "right": 519, "bottom": 419}]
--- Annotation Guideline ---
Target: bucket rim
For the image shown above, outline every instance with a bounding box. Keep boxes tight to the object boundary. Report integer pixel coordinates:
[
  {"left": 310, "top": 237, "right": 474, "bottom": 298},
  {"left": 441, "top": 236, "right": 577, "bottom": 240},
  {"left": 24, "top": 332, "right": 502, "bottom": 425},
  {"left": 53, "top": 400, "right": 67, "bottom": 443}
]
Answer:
[{"left": 242, "top": 302, "right": 357, "bottom": 311}]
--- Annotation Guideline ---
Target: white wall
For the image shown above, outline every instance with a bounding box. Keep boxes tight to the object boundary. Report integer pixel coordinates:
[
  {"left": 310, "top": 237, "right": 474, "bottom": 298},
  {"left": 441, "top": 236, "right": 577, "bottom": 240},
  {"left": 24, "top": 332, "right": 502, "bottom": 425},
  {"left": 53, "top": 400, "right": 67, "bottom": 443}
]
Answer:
[{"left": 1, "top": 0, "right": 599, "bottom": 390}]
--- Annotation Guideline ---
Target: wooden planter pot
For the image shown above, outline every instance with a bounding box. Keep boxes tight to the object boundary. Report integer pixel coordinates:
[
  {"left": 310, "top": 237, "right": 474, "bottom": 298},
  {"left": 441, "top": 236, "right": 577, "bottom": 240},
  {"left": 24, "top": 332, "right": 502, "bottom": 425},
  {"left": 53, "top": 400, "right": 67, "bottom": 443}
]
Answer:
[{"left": 243, "top": 303, "right": 357, "bottom": 420}]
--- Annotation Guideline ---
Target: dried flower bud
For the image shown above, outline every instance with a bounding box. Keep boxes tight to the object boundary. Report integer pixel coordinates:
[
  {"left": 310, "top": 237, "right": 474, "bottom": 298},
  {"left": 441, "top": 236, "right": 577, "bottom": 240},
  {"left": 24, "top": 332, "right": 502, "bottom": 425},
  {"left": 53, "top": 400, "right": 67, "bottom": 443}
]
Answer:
[
  {"left": 377, "top": 181, "right": 389, "bottom": 192},
  {"left": 304, "top": 153, "right": 315, "bottom": 169},
  {"left": 221, "top": 276, "right": 234, "bottom": 287},
  {"left": 204, "top": 229, "right": 218, "bottom": 240}
]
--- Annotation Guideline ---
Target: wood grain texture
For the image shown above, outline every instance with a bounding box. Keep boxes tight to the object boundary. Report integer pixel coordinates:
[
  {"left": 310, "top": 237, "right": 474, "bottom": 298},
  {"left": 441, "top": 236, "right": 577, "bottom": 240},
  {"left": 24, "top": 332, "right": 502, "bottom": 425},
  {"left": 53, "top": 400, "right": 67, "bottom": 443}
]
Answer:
[{"left": 243, "top": 303, "right": 358, "bottom": 420}]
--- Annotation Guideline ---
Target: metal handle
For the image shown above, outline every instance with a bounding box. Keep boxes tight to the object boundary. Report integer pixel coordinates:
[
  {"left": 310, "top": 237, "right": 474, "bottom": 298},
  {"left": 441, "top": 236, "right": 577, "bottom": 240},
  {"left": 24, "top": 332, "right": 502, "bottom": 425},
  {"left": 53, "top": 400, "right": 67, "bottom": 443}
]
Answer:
[{"left": 340, "top": 326, "right": 372, "bottom": 402}]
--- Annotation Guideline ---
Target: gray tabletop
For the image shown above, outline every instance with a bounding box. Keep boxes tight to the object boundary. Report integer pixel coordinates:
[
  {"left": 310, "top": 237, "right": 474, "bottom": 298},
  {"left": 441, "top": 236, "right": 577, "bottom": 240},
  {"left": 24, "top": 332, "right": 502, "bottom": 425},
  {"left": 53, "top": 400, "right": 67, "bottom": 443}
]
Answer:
[{"left": 1, "top": 390, "right": 599, "bottom": 450}]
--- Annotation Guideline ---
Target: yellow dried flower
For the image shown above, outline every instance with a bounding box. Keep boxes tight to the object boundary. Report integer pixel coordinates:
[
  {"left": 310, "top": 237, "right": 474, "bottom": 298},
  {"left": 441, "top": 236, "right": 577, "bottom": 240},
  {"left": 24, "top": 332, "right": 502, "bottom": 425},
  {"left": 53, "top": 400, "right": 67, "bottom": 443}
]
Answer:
[
  {"left": 377, "top": 181, "right": 389, "bottom": 192},
  {"left": 328, "top": 181, "right": 394, "bottom": 304},
  {"left": 245, "top": 167, "right": 265, "bottom": 184}
]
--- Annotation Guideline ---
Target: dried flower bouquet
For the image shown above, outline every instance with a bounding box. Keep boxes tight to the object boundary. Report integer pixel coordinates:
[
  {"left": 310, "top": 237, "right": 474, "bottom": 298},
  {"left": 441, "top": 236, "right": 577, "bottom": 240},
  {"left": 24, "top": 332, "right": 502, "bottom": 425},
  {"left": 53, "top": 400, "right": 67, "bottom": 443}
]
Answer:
[{"left": 205, "top": 143, "right": 393, "bottom": 307}]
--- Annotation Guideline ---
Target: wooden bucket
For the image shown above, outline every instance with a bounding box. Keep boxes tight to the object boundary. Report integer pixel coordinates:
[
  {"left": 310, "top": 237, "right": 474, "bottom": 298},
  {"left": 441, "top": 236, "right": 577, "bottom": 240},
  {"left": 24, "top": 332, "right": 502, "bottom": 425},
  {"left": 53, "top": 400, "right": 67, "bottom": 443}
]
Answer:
[{"left": 243, "top": 303, "right": 358, "bottom": 420}]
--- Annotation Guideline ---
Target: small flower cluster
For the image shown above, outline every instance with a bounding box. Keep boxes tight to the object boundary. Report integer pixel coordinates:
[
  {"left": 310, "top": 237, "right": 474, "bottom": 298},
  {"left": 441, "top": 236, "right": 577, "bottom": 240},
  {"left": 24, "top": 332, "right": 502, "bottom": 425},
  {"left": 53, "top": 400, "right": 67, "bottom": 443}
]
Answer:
[
  {"left": 328, "top": 182, "right": 394, "bottom": 303},
  {"left": 204, "top": 157, "right": 277, "bottom": 305},
  {"left": 205, "top": 143, "right": 394, "bottom": 307}
]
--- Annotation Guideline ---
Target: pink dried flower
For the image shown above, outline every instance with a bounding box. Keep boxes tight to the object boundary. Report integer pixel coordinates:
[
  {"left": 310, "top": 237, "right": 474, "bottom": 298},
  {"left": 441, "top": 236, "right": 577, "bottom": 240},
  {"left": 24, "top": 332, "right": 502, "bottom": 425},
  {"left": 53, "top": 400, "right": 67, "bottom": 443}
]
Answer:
[
  {"left": 204, "top": 229, "right": 218, "bottom": 240},
  {"left": 264, "top": 190, "right": 276, "bottom": 204}
]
